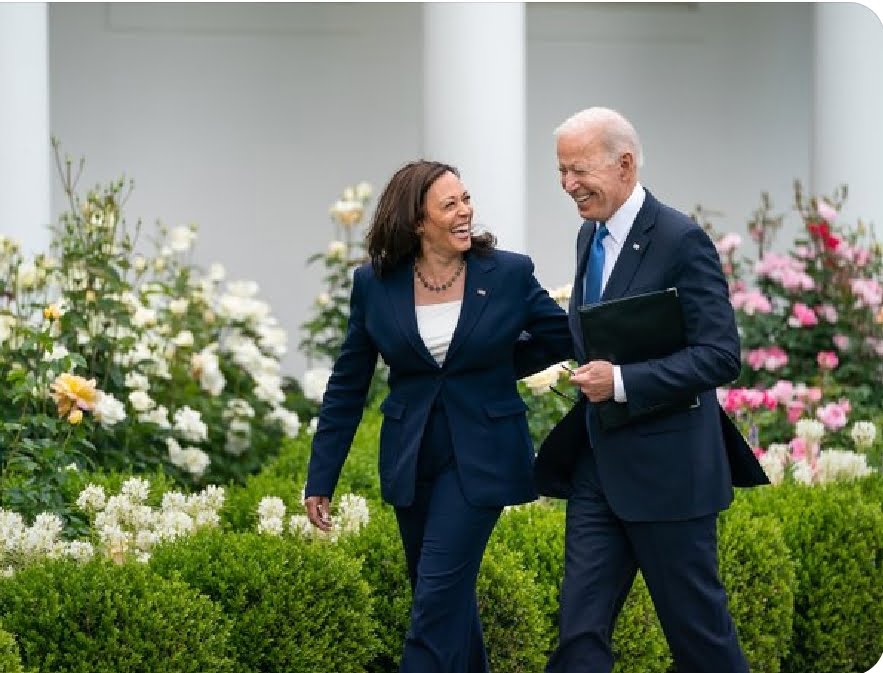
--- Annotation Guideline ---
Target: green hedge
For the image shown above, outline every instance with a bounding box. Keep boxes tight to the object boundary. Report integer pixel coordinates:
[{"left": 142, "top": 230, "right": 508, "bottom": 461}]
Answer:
[
  {"left": 478, "top": 545, "right": 548, "bottom": 673},
  {"left": 150, "top": 530, "right": 376, "bottom": 673},
  {"left": 490, "top": 503, "right": 671, "bottom": 673},
  {"left": 720, "top": 504, "right": 795, "bottom": 673},
  {"left": 0, "top": 559, "right": 234, "bottom": 673},
  {"left": 611, "top": 574, "right": 671, "bottom": 673},
  {"left": 340, "top": 503, "right": 549, "bottom": 672},
  {"left": 338, "top": 507, "right": 411, "bottom": 673},
  {"left": 0, "top": 627, "right": 22, "bottom": 673},
  {"left": 738, "top": 480, "right": 883, "bottom": 673},
  {"left": 490, "top": 503, "right": 565, "bottom": 654}
]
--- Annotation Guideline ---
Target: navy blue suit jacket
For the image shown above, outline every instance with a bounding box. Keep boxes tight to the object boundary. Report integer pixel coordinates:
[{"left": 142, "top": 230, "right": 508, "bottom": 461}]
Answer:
[
  {"left": 305, "top": 249, "right": 571, "bottom": 508},
  {"left": 538, "top": 189, "right": 757, "bottom": 522}
]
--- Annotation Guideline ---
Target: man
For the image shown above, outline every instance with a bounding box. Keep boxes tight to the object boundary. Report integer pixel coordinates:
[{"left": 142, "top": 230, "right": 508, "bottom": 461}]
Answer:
[{"left": 537, "top": 107, "right": 767, "bottom": 673}]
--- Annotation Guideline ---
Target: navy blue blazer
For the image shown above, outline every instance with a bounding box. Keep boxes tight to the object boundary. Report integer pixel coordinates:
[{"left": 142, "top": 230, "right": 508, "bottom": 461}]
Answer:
[
  {"left": 305, "top": 249, "right": 572, "bottom": 508},
  {"left": 537, "top": 189, "right": 758, "bottom": 522}
]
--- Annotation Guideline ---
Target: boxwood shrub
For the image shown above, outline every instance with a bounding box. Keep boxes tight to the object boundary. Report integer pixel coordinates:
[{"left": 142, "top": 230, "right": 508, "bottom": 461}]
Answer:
[
  {"left": 0, "top": 627, "right": 22, "bottom": 673},
  {"left": 720, "top": 503, "right": 795, "bottom": 673},
  {"left": 340, "top": 502, "right": 549, "bottom": 673},
  {"left": 338, "top": 506, "right": 411, "bottom": 673},
  {"left": 738, "top": 482, "right": 883, "bottom": 673},
  {"left": 479, "top": 545, "right": 549, "bottom": 673},
  {"left": 150, "top": 530, "right": 376, "bottom": 673},
  {"left": 0, "top": 559, "right": 234, "bottom": 673},
  {"left": 490, "top": 502, "right": 670, "bottom": 673}
]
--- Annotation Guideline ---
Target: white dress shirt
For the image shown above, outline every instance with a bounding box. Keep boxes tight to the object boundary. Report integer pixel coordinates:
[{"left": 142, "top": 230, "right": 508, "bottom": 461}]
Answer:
[{"left": 596, "top": 182, "right": 645, "bottom": 403}]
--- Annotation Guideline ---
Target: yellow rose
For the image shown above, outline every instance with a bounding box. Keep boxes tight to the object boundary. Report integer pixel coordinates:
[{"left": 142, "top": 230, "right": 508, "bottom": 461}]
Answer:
[{"left": 50, "top": 373, "right": 98, "bottom": 418}]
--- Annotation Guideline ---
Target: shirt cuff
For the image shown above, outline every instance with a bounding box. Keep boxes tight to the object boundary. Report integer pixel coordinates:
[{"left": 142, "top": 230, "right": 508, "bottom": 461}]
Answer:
[{"left": 613, "top": 365, "right": 627, "bottom": 403}]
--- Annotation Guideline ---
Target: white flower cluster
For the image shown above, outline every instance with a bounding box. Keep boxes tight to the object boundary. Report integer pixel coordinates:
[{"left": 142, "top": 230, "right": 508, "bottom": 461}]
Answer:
[
  {"left": 759, "top": 442, "right": 875, "bottom": 486},
  {"left": 0, "top": 510, "right": 94, "bottom": 575},
  {"left": 795, "top": 418, "right": 825, "bottom": 444},
  {"left": 256, "top": 493, "right": 370, "bottom": 543},
  {"left": 814, "top": 450, "right": 875, "bottom": 483},
  {"left": 77, "top": 477, "right": 224, "bottom": 564},
  {"left": 850, "top": 421, "right": 877, "bottom": 449}
]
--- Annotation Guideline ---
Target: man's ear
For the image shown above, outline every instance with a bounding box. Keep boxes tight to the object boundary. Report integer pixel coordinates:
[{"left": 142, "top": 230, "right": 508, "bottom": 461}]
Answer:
[{"left": 619, "top": 152, "right": 635, "bottom": 180}]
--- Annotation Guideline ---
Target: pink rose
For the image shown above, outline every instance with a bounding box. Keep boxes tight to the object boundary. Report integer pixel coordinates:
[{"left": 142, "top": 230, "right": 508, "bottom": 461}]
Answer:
[
  {"left": 723, "top": 388, "right": 746, "bottom": 414},
  {"left": 817, "top": 200, "right": 838, "bottom": 224},
  {"left": 789, "top": 436, "right": 807, "bottom": 461},
  {"left": 769, "top": 380, "right": 795, "bottom": 404},
  {"left": 743, "top": 389, "right": 767, "bottom": 410},
  {"left": 816, "top": 402, "right": 848, "bottom": 431},
  {"left": 746, "top": 349, "right": 767, "bottom": 371},
  {"left": 832, "top": 334, "right": 850, "bottom": 351},
  {"left": 789, "top": 302, "right": 818, "bottom": 327},
  {"left": 786, "top": 401, "right": 805, "bottom": 424},
  {"left": 816, "top": 351, "right": 839, "bottom": 370}
]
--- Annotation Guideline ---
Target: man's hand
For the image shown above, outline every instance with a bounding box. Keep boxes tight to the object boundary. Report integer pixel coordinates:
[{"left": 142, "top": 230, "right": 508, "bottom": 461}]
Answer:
[{"left": 570, "top": 360, "right": 614, "bottom": 402}]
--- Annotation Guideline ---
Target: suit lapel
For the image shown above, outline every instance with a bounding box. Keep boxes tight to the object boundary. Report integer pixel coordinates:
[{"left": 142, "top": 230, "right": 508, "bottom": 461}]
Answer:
[
  {"left": 445, "top": 252, "right": 496, "bottom": 363},
  {"left": 384, "top": 260, "right": 440, "bottom": 368},
  {"left": 601, "top": 190, "right": 658, "bottom": 300}
]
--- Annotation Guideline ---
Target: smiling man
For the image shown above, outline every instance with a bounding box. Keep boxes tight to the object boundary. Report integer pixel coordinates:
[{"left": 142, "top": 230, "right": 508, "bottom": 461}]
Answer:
[{"left": 540, "top": 107, "right": 764, "bottom": 673}]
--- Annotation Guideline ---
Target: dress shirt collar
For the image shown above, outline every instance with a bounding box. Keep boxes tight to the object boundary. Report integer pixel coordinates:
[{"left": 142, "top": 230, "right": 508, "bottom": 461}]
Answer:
[{"left": 599, "top": 182, "right": 645, "bottom": 244}]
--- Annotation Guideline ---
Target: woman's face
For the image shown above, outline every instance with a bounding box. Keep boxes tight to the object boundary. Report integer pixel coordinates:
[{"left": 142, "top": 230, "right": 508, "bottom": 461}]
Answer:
[{"left": 417, "top": 171, "right": 473, "bottom": 258}]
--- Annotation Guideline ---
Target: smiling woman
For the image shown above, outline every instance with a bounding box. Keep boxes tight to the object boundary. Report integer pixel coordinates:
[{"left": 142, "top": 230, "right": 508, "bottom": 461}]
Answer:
[{"left": 302, "top": 158, "right": 573, "bottom": 673}]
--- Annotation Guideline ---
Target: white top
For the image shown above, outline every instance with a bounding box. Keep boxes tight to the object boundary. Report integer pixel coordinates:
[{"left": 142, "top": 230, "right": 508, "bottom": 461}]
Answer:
[{"left": 415, "top": 300, "right": 462, "bottom": 366}]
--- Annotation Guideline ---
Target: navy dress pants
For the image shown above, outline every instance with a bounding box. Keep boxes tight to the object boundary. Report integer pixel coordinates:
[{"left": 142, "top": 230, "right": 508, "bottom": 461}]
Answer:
[
  {"left": 395, "top": 400, "right": 502, "bottom": 673},
  {"left": 546, "top": 447, "right": 748, "bottom": 673}
]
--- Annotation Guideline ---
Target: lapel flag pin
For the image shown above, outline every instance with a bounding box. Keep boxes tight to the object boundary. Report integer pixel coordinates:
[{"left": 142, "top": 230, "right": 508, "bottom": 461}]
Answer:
[
  {"left": 633, "top": 243, "right": 641, "bottom": 251},
  {"left": 477, "top": 288, "right": 487, "bottom": 296}
]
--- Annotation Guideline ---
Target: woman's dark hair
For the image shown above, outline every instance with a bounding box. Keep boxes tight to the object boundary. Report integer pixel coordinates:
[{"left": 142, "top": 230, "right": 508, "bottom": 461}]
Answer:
[{"left": 366, "top": 160, "right": 496, "bottom": 275}]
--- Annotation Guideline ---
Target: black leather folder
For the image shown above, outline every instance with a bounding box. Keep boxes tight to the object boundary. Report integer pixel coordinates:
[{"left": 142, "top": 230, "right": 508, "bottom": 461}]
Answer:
[{"left": 578, "top": 287, "right": 699, "bottom": 430}]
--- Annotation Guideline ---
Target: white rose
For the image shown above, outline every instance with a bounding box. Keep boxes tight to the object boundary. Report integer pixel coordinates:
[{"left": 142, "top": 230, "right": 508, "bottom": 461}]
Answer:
[
  {"left": 169, "top": 226, "right": 197, "bottom": 253},
  {"left": 302, "top": 368, "right": 332, "bottom": 402},
  {"left": 128, "top": 390, "right": 156, "bottom": 412},
  {"left": 174, "top": 330, "right": 194, "bottom": 348},
  {"left": 169, "top": 298, "right": 189, "bottom": 315}
]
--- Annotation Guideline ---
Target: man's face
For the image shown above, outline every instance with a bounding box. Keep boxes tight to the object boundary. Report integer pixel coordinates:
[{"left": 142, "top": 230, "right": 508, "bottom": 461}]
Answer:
[{"left": 557, "top": 131, "right": 634, "bottom": 222}]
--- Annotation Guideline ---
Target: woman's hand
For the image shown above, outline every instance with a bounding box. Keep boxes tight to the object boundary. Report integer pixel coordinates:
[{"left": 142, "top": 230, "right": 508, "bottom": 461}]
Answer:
[{"left": 304, "top": 495, "right": 333, "bottom": 532}]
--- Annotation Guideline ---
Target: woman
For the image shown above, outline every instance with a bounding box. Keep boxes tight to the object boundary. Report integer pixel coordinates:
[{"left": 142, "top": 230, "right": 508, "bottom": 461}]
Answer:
[{"left": 304, "top": 160, "right": 571, "bottom": 673}]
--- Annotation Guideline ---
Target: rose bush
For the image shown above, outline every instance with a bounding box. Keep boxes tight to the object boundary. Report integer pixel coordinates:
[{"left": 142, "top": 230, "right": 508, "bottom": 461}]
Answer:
[{"left": 0, "top": 146, "right": 301, "bottom": 523}]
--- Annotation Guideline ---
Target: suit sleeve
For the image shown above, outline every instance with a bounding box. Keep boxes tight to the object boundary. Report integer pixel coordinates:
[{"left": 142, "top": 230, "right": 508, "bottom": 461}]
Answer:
[
  {"left": 621, "top": 226, "right": 741, "bottom": 414},
  {"left": 514, "top": 256, "right": 575, "bottom": 379},
  {"left": 304, "top": 266, "right": 379, "bottom": 499}
]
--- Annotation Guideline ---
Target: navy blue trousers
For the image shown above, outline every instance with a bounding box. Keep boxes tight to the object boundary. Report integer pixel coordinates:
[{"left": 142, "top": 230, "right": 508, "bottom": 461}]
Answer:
[
  {"left": 546, "top": 447, "right": 748, "bottom": 673},
  {"left": 395, "top": 400, "right": 502, "bottom": 673}
]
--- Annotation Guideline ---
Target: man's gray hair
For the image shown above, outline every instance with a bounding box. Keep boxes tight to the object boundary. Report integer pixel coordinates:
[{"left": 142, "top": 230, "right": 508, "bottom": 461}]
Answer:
[{"left": 554, "top": 107, "right": 644, "bottom": 168}]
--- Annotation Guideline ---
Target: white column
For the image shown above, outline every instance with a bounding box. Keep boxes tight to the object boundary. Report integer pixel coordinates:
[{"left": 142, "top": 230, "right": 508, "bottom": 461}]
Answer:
[
  {"left": 813, "top": 2, "right": 883, "bottom": 226},
  {"left": 423, "top": 2, "right": 527, "bottom": 252},
  {"left": 0, "top": 3, "right": 51, "bottom": 257}
]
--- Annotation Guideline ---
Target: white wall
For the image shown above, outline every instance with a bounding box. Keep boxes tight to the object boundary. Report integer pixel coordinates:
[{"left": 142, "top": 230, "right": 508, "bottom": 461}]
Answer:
[
  {"left": 813, "top": 2, "right": 883, "bottom": 228},
  {"left": 49, "top": 3, "right": 423, "bottom": 377},
  {"left": 527, "top": 2, "right": 814, "bottom": 288},
  {"left": 48, "top": 2, "right": 823, "bottom": 377}
]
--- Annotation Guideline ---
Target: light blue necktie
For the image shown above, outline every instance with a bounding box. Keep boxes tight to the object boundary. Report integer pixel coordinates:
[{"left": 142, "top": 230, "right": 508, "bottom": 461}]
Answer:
[{"left": 583, "top": 223, "right": 609, "bottom": 304}]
